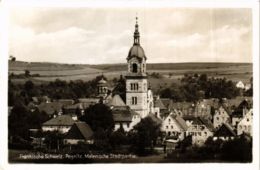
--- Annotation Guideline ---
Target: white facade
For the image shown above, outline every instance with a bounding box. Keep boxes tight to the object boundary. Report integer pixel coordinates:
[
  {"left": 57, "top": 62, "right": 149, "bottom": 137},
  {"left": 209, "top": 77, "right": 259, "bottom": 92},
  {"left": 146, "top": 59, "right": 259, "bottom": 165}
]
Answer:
[
  {"left": 161, "top": 115, "right": 186, "bottom": 140},
  {"left": 42, "top": 125, "right": 71, "bottom": 134},
  {"left": 237, "top": 109, "right": 253, "bottom": 136},
  {"left": 64, "top": 139, "right": 94, "bottom": 145},
  {"left": 186, "top": 124, "right": 213, "bottom": 146},
  {"left": 213, "top": 106, "right": 230, "bottom": 128},
  {"left": 236, "top": 81, "right": 245, "bottom": 89}
]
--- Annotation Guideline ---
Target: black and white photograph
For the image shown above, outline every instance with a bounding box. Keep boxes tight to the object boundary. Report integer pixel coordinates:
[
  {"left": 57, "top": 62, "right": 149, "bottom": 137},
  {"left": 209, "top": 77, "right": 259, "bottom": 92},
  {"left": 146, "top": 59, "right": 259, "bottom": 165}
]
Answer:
[{"left": 1, "top": 0, "right": 259, "bottom": 168}]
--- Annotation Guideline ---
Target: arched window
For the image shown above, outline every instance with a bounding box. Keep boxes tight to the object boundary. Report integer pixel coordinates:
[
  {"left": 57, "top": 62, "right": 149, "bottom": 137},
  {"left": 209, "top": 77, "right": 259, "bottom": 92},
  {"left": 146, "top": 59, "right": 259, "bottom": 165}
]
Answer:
[{"left": 132, "top": 63, "right": 138, "bottom": 73}]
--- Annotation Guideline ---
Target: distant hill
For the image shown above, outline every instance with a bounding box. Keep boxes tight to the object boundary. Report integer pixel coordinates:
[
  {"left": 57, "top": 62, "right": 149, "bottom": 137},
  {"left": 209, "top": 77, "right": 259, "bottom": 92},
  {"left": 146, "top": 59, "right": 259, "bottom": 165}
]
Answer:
[{"left": 8, "top": 60, "right": 252, "bottom": 86}]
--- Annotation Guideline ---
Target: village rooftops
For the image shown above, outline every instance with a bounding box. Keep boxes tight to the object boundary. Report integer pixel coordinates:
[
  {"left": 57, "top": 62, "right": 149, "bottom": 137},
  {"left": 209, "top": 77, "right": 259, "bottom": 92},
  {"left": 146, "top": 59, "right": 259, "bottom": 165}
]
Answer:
[
  {"left": 65, "top": 122, "right": 93, "bottom": 140},
  {"left": 42, "top": 115, "right": 75, "bottom": 126},
  {"left": 37, "top": 102, "right": 63, "bottom": 115}
]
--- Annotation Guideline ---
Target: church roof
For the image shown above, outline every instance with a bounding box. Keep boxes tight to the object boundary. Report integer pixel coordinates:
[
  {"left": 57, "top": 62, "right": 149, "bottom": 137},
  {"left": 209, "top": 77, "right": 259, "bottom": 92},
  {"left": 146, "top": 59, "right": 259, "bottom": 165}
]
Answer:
[
  {"left": 127, "top": 17, "right": 147, "bottom": 61},
  {"left": 108, "top": 94, "right": 126, "bottom": 107},
  {"left": 98, "top": 78, "right": 107, "bottom": 84},
  {"left": 127, "top": 45, "right": 147, "bottom": 60}
]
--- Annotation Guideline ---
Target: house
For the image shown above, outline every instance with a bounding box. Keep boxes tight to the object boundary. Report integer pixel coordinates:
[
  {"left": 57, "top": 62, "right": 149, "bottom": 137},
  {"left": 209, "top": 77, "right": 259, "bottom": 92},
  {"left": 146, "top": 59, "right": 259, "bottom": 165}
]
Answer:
[
  {"left": 231, "top": 99, "right": 252, "bottom": 127},
  {"left": 64, "top": 122, "right": 94, "bottom": 145},
  {"left": 213, "top": 105, "right": 231, "bottom": 129},
  {"left": 244, "top": 83, "right": 252, "bottom": 91},
  {"left": 171, "top": 102, "right": 195, "bottom": 117},
  {"left": 153, "top": 96, "right": 168, "bottom": 119},
  {"left": 42, "top": 115, "right": 75, "bottom": 133},
  {"left": 194, "top": 99, "right": 212, "bottom": 118},
  {"left": 236, "top": 81, "right": 245, "bottom": 89},
  {"left": 213, "top": 123, "right": 236, "bottom": 141},
  {"left": 161, "top": 114, "right": 188, "bottom": 140},
  {"left": 185, "top": 117, "right": 214, "bottom": 146},
  {"left": 112, "top": 106, "right": 141, "bottom": 132},
  {"left": 237, "top": 109, "right": 253, "bottom": 136},
  {"left": 63, "top": 103, "right": 85, "bottom": 119}
]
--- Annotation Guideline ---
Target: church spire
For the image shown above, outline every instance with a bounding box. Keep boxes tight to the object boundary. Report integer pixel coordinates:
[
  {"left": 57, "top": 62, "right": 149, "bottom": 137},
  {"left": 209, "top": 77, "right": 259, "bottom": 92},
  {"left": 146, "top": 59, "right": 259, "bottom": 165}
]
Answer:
[{"left": 133, "top": 16, "right": 140, "bottom": 45}]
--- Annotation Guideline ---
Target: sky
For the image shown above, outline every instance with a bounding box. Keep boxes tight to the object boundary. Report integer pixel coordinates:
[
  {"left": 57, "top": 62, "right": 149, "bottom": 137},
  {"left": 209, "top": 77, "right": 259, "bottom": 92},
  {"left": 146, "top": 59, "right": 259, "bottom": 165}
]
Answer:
[{"left": 9, "top": 7, "right": 252, "bottom": 64}]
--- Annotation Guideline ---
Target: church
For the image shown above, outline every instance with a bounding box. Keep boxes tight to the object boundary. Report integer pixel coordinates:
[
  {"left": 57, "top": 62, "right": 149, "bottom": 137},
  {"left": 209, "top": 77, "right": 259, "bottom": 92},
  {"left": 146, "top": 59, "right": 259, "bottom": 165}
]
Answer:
[
  {"left": 97, "top": 17, "right": 157, "bottom": 131},
  {"left": 125, "top": 17, "right": 154, "bottom": 118}
]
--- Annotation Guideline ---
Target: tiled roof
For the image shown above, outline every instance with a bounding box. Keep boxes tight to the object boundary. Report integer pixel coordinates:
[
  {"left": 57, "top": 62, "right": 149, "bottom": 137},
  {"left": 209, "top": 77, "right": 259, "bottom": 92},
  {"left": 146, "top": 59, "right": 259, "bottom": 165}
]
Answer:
[
  {"left": 147, "top": 113, "right": 162, "bottom": 125},
  {"left": 42, "top": 115, "right": 75, "bottom": 126},
  {"left": 160, "top": 98, "right": 173, "bottom": 109},
  {"left": 199, "top": 117, "right": 215, "bottom": 131},
  {"left": 65, "top": 122, "right": 93, "bottom": 140},
  {"left": 112, "top": 107, "right": 137, "bottom": 122},
  {"left": 232, "top": 99, "right": 252, "bottom": 117},
  {"left": 214, "top": 123, "right": 236, "bottom": 137},
  {"left": 78, "top": 98, "right": 99, "bottom": 103},
  {"left": 154, "top": 98, "right": 167, "bottom": 110},
  {"left": 170, "top": 114, "right": 188, "bottom": 131},
  {"left": 37, "top": 102, "right": 63, "bottom": 115}
]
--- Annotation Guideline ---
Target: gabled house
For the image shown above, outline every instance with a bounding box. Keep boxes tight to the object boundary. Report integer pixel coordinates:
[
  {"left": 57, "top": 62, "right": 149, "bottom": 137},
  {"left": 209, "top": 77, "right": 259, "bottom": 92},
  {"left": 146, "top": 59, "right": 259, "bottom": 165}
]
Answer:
[
  {"left": 42, "top": 115, "right": 75, "bottom": 134},
  {"left": 64, "top": 122, "right": 94, "bottom": 145},
  {"left": 237, "top": 109, "right": 253, "bottom": 136},
  {"left": 112, "top": 106, "right": 141, "bottom": 132},
  {"left": 185, "top": 117, "right": 214, "bottom": 146},
  {"left": 161, "top": 114, "right": 188, "bottom": 140},
  {"left": 231, "top": 99, "right": 252, "bottom": 127},
  {"left": 213, "top": 105, "right": 231, "bottom": 129},
  {"left": 213, "top": 123, "right": 236, "bottom": 141},
  {"left": 236, "top": 81, "right": 245, "bottom": 89}
]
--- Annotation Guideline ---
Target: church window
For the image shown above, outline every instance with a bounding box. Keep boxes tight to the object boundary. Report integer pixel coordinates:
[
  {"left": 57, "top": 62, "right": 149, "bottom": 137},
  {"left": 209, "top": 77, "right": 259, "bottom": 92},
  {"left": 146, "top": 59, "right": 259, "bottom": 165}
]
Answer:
[
  {"left": 132, "top": 97, "right": 137, "bottom": 105},
  {"left": 132, "top": 63, "right": 138, "bottom": 73}
]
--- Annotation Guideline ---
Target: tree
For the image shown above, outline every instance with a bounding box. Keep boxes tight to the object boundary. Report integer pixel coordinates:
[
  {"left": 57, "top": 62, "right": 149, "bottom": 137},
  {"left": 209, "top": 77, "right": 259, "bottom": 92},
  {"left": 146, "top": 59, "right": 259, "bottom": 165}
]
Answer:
[
  {"left": 8, "top": 104, "right": 30, "bottom": 139},
  {"left": 24, "top": 70, "right": 30, "bottom": 77},
  {"left": 131, "top": 117, "right": 161, "bottom": 155},
  {"left": 80, "top": 103, "right": 114, "bottom": 133},
  {"left": 24, "top": 80, "right": 34, "bottom": 92},
  {"left": 109, "top": 125, "right": 128, "bottom": 149}
]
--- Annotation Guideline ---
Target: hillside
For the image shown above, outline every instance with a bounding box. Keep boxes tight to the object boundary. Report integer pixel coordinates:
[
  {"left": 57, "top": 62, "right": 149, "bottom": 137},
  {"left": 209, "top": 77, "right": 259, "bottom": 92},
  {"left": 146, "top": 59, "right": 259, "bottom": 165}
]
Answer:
[{"left": 8, "top": 61, "right": 252, "bottom": 88}]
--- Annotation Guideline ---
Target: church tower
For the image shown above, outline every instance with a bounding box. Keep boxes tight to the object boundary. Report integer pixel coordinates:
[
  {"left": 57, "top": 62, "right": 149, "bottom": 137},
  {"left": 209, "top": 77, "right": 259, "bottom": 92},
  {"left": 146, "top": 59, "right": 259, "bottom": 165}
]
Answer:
[{"left": 125, "top": 17, "right": 148, "bottom": 118}]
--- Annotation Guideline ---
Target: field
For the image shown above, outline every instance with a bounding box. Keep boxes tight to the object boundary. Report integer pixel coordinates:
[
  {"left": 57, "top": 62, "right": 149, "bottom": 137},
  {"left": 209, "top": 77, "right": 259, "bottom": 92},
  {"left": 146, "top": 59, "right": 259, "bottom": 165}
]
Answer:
[{"left": 9, "top": 61, "right": 252, "bottom": 90}]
